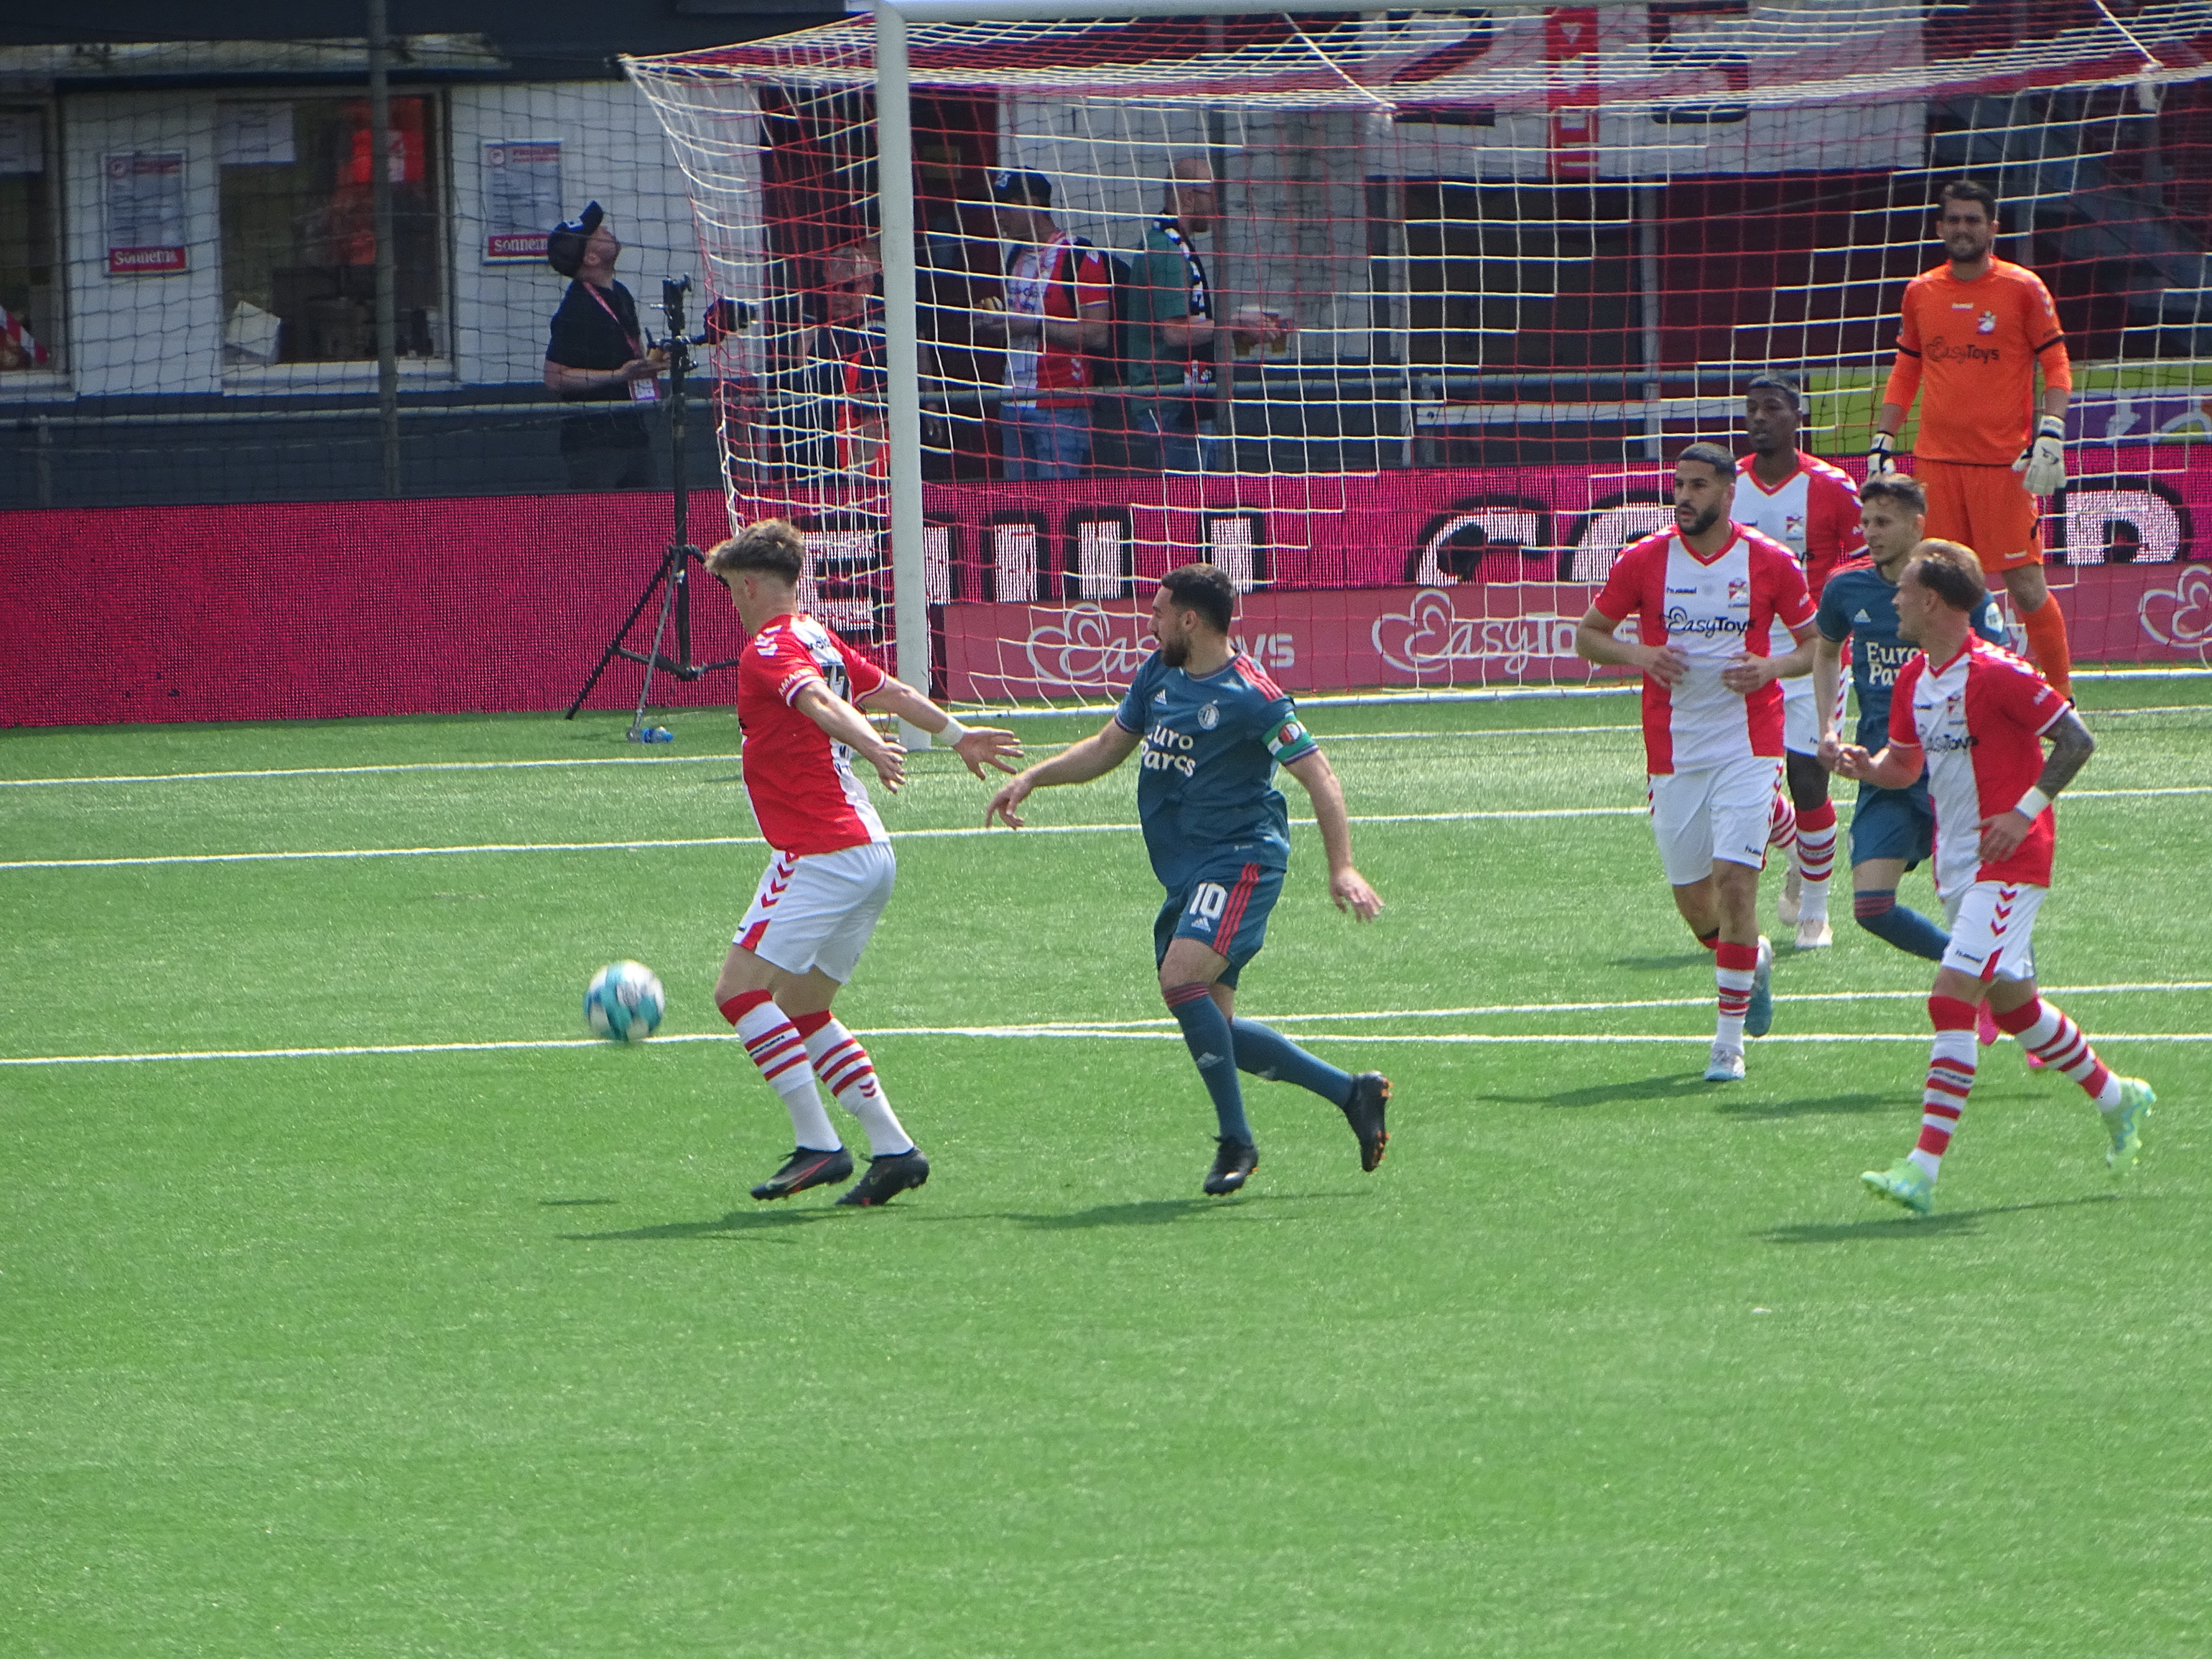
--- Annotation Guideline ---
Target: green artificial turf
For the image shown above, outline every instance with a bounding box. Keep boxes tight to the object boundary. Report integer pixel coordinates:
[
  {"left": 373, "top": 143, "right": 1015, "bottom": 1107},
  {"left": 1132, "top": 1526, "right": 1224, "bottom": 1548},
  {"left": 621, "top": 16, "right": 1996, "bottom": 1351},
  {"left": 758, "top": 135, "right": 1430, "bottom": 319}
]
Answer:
[{"left": 3, "top": 677, "right": 2208, "bottom": 1657}]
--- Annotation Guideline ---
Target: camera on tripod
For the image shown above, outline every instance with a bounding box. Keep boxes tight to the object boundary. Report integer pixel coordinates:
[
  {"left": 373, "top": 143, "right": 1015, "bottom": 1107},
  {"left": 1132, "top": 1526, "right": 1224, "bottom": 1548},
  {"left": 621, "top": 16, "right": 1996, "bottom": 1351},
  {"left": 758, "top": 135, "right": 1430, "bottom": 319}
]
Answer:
[{"left": 658, "top": 274, "right": 751, "bottom": 354}]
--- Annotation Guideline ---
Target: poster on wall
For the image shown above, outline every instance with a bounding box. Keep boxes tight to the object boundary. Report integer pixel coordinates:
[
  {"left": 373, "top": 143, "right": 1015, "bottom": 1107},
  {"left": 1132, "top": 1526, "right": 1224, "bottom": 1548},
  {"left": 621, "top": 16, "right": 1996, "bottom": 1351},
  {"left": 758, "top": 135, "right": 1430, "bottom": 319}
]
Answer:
[
  {"left": 103, "top": 151, "right": 188, "bottom": 274},
  {"left": 483, "top": 139, "right": 562, "bottom": 262}
]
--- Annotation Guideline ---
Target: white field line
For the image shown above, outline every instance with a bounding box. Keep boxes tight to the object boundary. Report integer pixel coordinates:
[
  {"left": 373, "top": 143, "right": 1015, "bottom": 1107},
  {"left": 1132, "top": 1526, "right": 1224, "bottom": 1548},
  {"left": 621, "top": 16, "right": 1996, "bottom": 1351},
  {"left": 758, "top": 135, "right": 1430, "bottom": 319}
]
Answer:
[
  {"left": 0, "top": 806, "right": 1651, "bottom": 872},
  {"left": 6, "top": 786, "right": 2205, "bottom": 873},
  {"left": 7, "top": 703, "right": 2196, "bottom": 790},
  {"left": 3, "top": 982, "right": 2204, "bottom": 1069},
  {"left": 5, "top": 1028, "right": 2207, "bottom": 1068}
]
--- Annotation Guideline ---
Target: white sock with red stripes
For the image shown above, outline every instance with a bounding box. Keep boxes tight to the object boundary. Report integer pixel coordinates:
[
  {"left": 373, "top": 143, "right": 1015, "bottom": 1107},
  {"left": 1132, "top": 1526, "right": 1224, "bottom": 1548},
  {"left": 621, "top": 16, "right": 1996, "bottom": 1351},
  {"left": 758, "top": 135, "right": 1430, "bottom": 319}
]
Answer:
[
  {"left": 1910, "top": 995, "right": 1980, "bottom": 1179},
  {"left": 1994, "top": 997, "right": 2123, "bottom": 1109},
  {"left": 793, "top": 1012, "right": 914, "bottom": 1156},
  {"left": 1766, "top": 788, "right": 1797, "bottom": 855},
  {"left": 1714, "top": 940, "right": 1758, "bottom": 1050},
  {"left": 719, "top": 990, "right": 841, "bottom": 1151},
  {"left": 1794, "top": 801, "right": 1837, "bottom": 925}
]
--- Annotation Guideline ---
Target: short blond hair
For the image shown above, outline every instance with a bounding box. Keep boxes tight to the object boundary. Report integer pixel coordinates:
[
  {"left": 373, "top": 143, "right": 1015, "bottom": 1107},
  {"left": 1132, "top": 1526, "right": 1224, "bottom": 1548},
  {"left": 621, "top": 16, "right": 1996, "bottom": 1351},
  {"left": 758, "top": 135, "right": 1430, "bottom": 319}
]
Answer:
[
  {"left": 706, "top": 518, "right": 804, "bottom": 584},
  {"left": 1905, "top": 539, "right": 1988, "bottom": 612}
]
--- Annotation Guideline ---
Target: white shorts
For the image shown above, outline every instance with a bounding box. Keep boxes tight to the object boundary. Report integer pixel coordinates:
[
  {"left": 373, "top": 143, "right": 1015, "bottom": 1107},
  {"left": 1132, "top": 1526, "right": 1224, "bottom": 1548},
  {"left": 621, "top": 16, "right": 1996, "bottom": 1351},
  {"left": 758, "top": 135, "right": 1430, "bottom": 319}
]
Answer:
[
  {"left": 1648, "top": 759, "right": 1782, "bottom": 887},
  {"left": 1781, "top": 673, "right": 1850, "bottom": 757},
  {"left": 1940, "top": 880, "right": 2046, "bottom": 983},
  {"left": 733, "top": 840, "right": 897, "bottom": 983}
]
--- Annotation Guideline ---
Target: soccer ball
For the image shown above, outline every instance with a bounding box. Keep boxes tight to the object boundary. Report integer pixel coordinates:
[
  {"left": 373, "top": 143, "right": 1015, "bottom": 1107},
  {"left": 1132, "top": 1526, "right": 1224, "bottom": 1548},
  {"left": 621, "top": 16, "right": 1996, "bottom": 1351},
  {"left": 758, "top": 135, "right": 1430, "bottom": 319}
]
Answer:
[{"left": 584, "top": 960, "right": 665, "bottom": 1043}]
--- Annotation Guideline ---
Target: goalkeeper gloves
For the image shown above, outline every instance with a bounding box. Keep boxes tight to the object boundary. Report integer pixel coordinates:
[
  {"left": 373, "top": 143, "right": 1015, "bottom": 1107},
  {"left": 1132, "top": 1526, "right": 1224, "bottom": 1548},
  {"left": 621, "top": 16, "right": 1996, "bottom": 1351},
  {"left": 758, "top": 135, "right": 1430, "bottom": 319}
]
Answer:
[
  {"left": 2015, "top": 414, "right": 2067, "bottom": 497},
  {"left": 1866, "top": 431, "right": 1896, "bottom": 479}
]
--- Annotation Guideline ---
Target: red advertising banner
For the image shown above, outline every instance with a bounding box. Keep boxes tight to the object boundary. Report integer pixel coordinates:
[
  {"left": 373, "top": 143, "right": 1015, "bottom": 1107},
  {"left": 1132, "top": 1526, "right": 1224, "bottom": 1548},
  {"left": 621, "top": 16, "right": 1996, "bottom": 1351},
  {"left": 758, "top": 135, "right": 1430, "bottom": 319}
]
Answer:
[{"left": 2, "top": 460, "right": 2209, "bottom": 727}]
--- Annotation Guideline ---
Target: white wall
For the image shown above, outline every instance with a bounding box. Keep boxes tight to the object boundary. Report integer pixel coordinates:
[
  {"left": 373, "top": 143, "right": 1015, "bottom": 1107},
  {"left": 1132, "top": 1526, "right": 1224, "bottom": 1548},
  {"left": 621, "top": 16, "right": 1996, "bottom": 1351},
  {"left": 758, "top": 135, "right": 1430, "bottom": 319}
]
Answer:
[
  {"left": 51, "top": 78, "right": 696, "bottom": 400},
  {"left": 446, "top": 80, "right": 698, "bottom": 386}
]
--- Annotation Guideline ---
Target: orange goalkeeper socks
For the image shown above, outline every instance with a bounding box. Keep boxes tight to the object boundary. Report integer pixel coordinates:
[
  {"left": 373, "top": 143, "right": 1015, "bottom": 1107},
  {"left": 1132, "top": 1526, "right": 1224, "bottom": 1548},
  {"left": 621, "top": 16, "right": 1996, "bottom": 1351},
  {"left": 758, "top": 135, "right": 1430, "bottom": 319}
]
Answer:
[{"left": 2020, "top": 596, "right": 2074, "bottom": 702}]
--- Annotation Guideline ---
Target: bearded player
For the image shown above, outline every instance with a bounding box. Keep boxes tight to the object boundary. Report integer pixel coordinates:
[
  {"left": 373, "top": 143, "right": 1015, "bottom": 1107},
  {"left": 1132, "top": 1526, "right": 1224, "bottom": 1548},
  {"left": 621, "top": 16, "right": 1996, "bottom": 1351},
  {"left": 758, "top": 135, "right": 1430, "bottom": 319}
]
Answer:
[
  {"left": 983, "top": 563, "right": 1390, "bottom": 1198},
  {"left": 708, "top": 520, "right": 1021, "bottom": 1207},
  {"left": 1813, "top": 475, "right": 2006, "bottom": 1048},
  {"left": 1832, "top": 541, "right": 2151, "bottom": 1215},
  {"left": 1733, "top": 372, "right": 1868, "bottom": 949},
  {"left": 1576, "top": 443, "right": 1818, "bottom": 1084},
  {"left": 1869, "top": 179, "right": 2075, "bottom": 700}
]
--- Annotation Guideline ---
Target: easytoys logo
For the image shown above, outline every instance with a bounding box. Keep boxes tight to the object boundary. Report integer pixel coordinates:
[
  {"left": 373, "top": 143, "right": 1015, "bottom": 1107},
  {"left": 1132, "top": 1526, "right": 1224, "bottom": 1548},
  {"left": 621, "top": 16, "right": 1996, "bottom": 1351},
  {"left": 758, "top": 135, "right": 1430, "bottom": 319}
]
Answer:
[
  {"left": 1926, "top": 337, "right": 2003, "bottom": 366},
  {"left": 1924, "top": 730, "right": 1979, "bottom": 753},
  {"left": 1662, "top": 608, "right": 1750, "bottom": 637}
]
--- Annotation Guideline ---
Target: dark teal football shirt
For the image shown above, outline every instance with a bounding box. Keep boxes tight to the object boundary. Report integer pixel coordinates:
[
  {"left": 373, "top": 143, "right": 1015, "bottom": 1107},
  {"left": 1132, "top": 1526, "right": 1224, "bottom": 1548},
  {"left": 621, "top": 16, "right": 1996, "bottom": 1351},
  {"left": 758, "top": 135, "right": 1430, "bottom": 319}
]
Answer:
[{"left": 1113, "top": 651, "right": 1320, "bottom": 890}]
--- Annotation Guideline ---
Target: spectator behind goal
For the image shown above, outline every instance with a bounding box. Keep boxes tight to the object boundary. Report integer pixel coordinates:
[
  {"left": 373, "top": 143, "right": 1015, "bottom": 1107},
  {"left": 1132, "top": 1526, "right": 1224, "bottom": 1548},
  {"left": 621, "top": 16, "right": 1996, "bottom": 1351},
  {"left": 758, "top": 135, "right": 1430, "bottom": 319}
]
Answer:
[{"left": 972, "top": 169, "right": 1113, "bottom": 480}]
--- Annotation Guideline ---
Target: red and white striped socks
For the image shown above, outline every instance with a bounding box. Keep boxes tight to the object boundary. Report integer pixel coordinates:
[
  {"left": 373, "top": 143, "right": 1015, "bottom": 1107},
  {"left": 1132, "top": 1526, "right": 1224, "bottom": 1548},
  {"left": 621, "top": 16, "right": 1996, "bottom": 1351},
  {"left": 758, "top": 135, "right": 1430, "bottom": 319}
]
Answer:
[
  {"left": 1766, "top": 788, "right": 1797, "bottom": 857},
  {"left": 721, "top": 988, "right": 841, "bottom": 1151},
  {"left": 1793, "top": 801, "right": 1837, "bottom": 923},
  {"left": 791, "top": 1012, "right": 914, "bottom": 1156},
  {"left": 1714, "top": 941, "right": 1758, "bottom": 1049},
  {"left": 1993, "top": 997, "right": 2122, "bottom": 1109},
  {"left": 1910, "top": 995, "right": 1979, "bottom": 1179}
]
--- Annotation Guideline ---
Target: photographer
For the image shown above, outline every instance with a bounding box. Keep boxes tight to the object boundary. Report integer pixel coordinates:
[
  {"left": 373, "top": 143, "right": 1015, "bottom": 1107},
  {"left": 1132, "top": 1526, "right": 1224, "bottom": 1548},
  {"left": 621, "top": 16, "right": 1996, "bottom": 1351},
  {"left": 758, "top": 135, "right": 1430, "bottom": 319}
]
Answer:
[{"left": 543, "top": 202, "right": 666, "bottom": 490}]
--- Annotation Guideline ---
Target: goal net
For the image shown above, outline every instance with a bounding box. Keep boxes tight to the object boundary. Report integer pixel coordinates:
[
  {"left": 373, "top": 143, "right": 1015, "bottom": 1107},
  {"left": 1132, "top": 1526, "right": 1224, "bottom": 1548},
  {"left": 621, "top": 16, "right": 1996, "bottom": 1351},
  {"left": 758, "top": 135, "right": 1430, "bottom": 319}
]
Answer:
[{"left": 625, "top": 2, "right": 2212, "bottom": 709}]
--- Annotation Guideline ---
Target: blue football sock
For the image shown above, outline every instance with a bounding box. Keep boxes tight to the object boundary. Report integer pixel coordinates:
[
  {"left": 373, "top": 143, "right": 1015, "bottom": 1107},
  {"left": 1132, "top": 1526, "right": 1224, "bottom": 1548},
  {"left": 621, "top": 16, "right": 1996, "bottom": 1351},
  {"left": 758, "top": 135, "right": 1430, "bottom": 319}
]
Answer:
[
  {"left": 1231, "top": 1017, "right": 1354, "bottom": 1108},
  {"left": 1854, "top": 888, "right": 1950, "bottom": 962},
  {"left": 1164, "top": 983, "right": 1251, "bottom": 1145}
]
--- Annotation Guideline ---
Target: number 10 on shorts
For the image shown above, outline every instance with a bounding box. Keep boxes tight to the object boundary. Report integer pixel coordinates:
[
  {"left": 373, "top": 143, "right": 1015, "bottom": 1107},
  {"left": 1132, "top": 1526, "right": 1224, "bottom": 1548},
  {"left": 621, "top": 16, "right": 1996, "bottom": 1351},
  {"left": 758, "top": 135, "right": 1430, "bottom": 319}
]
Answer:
[{"left": 1185, "top": 883, "right": 1229, "bottom": 926}]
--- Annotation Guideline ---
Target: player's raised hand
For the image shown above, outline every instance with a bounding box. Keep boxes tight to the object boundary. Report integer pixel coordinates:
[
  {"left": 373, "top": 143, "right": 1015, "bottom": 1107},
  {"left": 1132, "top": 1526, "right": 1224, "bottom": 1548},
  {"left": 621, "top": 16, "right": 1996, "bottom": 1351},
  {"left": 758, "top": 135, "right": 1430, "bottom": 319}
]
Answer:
[
  {"left": 952, "top": 725, "right": 1024, "bottom": 780},
  {"left": 1866, "top": 430, "right": 1897, "bottom": 479},
  {"left": 1977, "top": 808, "right": 2034, "bottom": 862},
  {"left": 1330, "top": 866, "right": 1383, "bottom": 921},
  {"left": 984, "top": 774, "right": 1035, "bottom": 829}
]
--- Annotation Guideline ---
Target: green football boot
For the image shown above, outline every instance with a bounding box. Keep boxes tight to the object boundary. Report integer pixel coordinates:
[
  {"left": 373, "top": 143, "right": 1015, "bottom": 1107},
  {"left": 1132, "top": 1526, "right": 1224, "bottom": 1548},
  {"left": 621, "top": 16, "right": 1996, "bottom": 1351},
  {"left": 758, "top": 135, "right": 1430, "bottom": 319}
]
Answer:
[
  {"left": 1861, "top": 1158, "right": 1934, "bottom": 1215},
  {"left": 2105, "top": 1077, "right": 2154, "bottom": 1174}
]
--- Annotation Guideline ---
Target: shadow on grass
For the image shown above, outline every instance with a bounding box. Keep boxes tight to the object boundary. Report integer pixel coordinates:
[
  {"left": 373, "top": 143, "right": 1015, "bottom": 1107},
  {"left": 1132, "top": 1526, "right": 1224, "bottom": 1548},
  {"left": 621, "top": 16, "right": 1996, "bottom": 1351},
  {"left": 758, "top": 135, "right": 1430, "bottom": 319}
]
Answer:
[
  {"left": 1484, "top": 1072, "right": 1711, "bottom": 1109},
  {"left": 1761, "top": 1191, "right": 2119, "bottom": 1245},
  {"left": 560, "top": 1207, "right": 838, "bottom": 1241},
  {"left": 1608, "top": 952, "right": 1713, "bottom": 973},
  {"left": 1715, "top": 1090, "right": 1892, "bottom": 1120}
]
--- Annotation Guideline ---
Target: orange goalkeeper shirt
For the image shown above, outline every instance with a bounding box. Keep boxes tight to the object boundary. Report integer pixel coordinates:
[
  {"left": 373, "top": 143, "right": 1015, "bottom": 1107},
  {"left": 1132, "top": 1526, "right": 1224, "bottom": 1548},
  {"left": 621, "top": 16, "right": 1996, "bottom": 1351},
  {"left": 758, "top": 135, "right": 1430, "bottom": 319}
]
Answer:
[{"left": 1881, "top": 259, "right": 2072, "bottom": 465}]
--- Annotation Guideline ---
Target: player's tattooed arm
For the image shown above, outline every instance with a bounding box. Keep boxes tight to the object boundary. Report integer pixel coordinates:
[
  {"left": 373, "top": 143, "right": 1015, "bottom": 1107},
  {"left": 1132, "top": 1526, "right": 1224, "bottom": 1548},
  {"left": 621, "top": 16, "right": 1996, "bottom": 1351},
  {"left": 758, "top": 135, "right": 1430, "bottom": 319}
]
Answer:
[
  {"left": 1281, "top": 750, "right": 1382, "bottom": 921},
  {"left": 855, "top": 676, "right": 1024, "bottom": 780},
  {"left": 790, "top": 679, "right": 907, "bottom": 793},
  {"left": 1980, "top": 708, "right": 2094, "bottom": 861},
  {"left": 984, "top": 718, "right": 1141, "bottom": 828}
]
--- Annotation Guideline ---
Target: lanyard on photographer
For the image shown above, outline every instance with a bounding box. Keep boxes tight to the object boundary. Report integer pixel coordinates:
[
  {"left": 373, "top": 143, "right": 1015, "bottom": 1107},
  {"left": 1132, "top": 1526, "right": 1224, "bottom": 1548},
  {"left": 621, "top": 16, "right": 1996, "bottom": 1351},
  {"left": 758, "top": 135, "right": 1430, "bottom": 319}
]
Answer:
[{"left": 581, "top": 281, "right": 655, "bottom": 403}]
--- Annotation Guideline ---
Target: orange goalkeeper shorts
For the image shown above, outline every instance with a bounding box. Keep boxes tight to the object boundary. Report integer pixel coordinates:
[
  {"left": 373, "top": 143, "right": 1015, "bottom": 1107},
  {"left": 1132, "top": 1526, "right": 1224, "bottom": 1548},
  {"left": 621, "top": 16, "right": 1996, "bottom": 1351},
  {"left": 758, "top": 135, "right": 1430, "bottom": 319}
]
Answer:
[{"left": 1916, "top": 457, "right": 2043, "bottom": 573}]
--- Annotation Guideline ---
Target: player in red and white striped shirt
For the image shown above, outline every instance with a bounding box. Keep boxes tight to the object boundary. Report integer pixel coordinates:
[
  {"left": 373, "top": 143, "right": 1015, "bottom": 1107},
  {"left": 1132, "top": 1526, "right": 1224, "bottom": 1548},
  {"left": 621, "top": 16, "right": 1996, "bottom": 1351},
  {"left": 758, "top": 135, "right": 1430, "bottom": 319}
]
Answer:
[
  {"left": 1832, "top": 540, "right": 2153, "bottom": 1214},
  {"left": 1576, "top": 443, "right": 1819, "bottom": 1084},
  {"left": 1733, "top": 374, "right": 1867, "bottom": 948},
  {"left": 706, "top": 521, "right": 1021, "bottom": 1207}
]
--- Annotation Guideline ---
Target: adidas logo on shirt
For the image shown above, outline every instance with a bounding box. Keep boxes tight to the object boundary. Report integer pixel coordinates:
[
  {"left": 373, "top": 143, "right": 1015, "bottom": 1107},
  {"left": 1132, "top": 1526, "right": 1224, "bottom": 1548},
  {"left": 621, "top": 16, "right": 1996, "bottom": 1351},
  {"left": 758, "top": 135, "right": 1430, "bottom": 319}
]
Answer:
[{"left": 1853, "top": 608, "right": 1872, "bottom": 624}]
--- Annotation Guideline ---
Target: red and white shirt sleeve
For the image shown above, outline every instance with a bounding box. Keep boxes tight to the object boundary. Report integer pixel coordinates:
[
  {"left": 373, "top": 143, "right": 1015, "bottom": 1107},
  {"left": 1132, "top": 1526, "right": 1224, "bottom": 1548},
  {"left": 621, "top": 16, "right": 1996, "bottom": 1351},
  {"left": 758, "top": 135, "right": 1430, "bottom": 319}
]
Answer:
[
  {"left": 1899, "top": 639, "right": 2067, "bottom": 897},
  {"left": 1802, "top": 459, "right": 1868, "bottom": 601},
  {"left": 736, "top": 615, "right": 891, "bottom": 857}
]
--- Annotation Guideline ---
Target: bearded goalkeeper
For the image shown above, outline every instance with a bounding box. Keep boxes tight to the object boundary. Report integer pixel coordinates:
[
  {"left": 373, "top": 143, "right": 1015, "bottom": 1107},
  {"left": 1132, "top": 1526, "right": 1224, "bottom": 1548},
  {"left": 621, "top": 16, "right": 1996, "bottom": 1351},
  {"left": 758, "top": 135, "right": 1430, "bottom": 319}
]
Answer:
[{"left": 1868, "top": 178, "right": 2076, "bottom": 700}]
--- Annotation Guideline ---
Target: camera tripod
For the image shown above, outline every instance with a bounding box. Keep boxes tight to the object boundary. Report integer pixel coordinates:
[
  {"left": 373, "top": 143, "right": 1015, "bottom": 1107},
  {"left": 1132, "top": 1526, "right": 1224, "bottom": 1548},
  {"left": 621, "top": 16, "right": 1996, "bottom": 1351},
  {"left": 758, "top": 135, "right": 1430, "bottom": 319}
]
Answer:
[{"left": 565, "top": 277, "right": 747, "bottom": 736}]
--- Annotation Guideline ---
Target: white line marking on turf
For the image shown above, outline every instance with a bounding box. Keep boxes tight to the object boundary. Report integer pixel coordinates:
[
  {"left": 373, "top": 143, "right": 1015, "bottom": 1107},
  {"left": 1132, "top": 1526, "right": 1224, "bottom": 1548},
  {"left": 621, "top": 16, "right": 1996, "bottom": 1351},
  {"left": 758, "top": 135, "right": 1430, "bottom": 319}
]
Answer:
[
  {"left": 6, "top": 1027, "right": 2206, "bottom": 1067},
  {"left": 8, "top": 786, "right": 2202, "bottom": 873},
  {"left": 0, "top": 806, "right": 1652, "bottom": 872},
  {"left": 0, "top": 753, "right": 748, "bottom": 789}
]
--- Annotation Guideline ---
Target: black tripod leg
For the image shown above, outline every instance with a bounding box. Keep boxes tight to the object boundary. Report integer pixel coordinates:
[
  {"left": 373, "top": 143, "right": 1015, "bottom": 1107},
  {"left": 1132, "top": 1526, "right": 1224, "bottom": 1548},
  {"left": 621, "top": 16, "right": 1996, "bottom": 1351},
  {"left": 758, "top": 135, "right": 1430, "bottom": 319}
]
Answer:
[{"left": 566, "top": 553, "right": 672, "bottom": 718}]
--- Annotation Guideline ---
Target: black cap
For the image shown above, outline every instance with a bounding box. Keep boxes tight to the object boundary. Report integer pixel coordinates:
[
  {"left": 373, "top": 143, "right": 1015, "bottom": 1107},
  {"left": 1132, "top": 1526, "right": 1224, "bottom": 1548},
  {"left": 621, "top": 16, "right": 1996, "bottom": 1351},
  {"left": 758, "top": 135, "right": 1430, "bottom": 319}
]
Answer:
[
  {"left": 988, "top": 169, "right": 1052, "bottom": 207},
  {"left": 548, "top": 201, "right": 604, "bottom": 277}
]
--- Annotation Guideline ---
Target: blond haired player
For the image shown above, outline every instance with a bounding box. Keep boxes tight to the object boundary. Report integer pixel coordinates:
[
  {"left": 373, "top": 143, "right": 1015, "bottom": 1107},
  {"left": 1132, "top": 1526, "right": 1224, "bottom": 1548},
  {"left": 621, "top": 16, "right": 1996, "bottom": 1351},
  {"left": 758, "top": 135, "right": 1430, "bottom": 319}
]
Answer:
[
  {"left": 707, "top": 520, "right": 1020, "bottom": 1207},
  {"left": 1832, "top": 541, "right": 2151, "bottom": 1214},
  {"left": 1869, "top": 179, "right": 2076, "bottom": 699}
]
